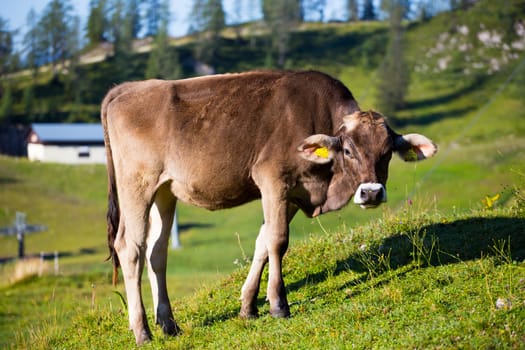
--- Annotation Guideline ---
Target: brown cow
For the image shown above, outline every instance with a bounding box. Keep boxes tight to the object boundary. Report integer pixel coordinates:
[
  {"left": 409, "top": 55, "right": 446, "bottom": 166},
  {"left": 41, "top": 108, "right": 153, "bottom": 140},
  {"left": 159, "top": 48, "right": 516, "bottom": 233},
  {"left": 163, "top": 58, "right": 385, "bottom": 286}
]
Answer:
[{"left": 101, "top": 70, "right": 437, "bottom": 344}]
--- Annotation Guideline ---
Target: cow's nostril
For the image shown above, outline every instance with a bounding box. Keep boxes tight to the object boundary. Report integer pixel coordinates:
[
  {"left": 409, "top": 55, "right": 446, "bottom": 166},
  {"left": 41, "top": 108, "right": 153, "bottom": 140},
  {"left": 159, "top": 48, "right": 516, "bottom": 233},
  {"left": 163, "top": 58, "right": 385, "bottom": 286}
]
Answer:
[{"left": 368, "top": 188, "right": 379, "bottom": 202}]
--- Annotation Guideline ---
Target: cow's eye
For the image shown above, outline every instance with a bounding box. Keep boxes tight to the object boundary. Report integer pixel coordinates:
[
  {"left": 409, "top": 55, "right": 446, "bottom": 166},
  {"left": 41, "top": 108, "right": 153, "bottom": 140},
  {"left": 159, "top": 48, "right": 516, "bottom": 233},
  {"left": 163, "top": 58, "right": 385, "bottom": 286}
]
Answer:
[{"left": 344, "top": 148, "right": 353, "bottom": 158}]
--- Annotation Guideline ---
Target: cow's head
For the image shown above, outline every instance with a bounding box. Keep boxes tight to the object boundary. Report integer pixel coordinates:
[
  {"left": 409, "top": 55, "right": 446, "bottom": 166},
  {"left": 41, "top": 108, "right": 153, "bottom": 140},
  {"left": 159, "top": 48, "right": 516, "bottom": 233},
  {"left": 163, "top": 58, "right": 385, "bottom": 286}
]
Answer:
[{"left": 298, "top": 110, "right": 437, "bottom": 216}]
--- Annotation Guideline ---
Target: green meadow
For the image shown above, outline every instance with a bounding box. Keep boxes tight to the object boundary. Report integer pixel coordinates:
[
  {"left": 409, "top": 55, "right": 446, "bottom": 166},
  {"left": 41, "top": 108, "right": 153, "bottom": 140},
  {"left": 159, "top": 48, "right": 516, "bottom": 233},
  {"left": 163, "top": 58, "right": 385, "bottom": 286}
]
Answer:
[{"left": 1, "top": 2, "right": 525, "bottom": 348}]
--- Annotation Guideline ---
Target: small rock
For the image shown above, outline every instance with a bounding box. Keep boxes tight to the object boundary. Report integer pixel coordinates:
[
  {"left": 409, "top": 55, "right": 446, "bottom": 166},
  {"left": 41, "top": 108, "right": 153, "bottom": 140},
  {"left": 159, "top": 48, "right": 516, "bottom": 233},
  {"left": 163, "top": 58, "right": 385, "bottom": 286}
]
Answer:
[{"left": 495, "top": 298, "right": 512, "bottom": 310}]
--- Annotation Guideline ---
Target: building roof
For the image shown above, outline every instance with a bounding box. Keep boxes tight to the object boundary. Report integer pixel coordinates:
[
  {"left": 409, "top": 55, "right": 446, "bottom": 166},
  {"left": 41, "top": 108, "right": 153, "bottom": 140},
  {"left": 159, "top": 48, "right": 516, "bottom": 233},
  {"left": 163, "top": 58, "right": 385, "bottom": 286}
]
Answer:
[{"left": 29, "top": 123, "right": 104, "bottom": 144}]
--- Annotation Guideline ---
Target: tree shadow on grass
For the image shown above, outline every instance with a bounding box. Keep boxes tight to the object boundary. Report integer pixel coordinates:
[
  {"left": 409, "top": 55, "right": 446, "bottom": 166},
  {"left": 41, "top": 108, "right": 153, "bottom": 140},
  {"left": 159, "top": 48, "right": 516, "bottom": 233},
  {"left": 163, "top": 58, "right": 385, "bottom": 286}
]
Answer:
[
  {"left": 404, "top": 76, "right": 487, "bottom": 110},
  {"left": 382, "top": 216, "right": 524, "bottom": 266},
  {"left": 183, "top": 216, "right": 525, "bottom": 326},
  {"left": 0, "top": 175, "right": 20, "bottom": 185},
  {"left": 392, "top": 76, "right": 487, "bottom": 128},
  {"left": 393, "top": 106, "right": 477, "bottom": 128},
  {"left": 287, "top": 216, "right": 525, "bottom": 296}
]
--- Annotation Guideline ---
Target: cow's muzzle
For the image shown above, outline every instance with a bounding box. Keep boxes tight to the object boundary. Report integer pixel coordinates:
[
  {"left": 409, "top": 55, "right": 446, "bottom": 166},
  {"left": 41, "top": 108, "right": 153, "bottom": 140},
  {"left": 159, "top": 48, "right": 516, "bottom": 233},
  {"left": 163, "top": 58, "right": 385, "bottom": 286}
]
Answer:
[{"left": 353, "top": 183, "right": 387, "bottom": 209}]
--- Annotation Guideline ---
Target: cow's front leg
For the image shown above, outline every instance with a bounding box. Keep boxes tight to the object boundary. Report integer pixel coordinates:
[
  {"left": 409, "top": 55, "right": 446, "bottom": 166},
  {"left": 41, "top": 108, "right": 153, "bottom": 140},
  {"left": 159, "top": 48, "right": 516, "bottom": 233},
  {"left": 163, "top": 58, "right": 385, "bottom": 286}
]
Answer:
[
  {"left": 267, "top": 202, "right": 298, "bottom": 317},
  {"left": 247, "top": 169, "right": 297, "bottom": 318},
  {"left": 266, "top": 236, "right": 290, "bottom": 317},
  {"left": 240, "top": 205, "right": 292, "bottom": 318},
  {"left": 265, "top": 201, "right": 292, "bottom": 318},
  {"left": 240, "top": 223, "right": 268, "bottom": 318},
  {"left": 260, "top": 191, "right": 293, "bottom": 318},
  {"left": 240, "top": 199, "right": 294, "bottom": 318}
]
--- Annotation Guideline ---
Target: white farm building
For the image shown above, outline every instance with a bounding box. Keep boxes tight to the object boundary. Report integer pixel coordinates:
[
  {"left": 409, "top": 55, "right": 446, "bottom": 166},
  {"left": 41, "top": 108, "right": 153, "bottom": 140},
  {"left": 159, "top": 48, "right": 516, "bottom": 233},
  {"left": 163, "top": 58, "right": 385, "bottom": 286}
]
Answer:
[{"left": 27, "top": 123, "right": 106, "bottom": 164}]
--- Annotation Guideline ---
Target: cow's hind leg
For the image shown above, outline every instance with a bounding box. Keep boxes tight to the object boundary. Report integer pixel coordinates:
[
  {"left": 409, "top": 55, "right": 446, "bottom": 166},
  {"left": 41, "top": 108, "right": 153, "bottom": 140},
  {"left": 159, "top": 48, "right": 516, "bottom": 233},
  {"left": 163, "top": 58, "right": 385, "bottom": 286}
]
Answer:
[
  {"left": 114, "top": 201, "right": 152, "bottom": 344},
  {"left": 146, "top": 183, "right": 181, "bottom": 336}
]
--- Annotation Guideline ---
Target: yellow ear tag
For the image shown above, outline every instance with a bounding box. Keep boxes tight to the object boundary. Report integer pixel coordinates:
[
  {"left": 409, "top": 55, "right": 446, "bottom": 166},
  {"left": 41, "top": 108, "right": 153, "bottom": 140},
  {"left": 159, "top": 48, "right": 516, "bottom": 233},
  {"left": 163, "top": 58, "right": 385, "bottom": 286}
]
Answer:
[{"left": 314, "top": 146, "right": 330, "bottom": 158}]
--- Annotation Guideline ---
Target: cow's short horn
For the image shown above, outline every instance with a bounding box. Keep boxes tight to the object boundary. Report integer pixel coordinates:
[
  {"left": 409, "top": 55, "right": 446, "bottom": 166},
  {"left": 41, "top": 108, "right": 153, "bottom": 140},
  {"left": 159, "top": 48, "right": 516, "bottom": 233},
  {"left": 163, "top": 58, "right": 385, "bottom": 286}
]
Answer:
[{"left": 342, "top": 111, "right": 361, "bottom": 131}]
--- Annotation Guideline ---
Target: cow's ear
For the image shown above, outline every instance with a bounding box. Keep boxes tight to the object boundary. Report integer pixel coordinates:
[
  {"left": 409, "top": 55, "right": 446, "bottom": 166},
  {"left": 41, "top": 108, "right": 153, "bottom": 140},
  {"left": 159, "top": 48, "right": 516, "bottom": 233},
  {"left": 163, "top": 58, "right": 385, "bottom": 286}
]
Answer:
[
  {"left": 394, "top": 133, "right": 437, "bottom": 162},
  {"left": 298, "top": 134, "right": 339, "bottom": 164}
]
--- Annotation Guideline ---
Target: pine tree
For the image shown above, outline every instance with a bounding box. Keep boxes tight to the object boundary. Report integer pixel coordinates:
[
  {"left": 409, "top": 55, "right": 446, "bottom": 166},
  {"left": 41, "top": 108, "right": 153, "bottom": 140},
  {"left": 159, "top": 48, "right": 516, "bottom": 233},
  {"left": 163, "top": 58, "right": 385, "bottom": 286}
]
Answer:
[
  {"left": 128, "top": 0, "right": 142, "bottom": 39},
  {"left": 263, "top": 0, "right": 301, "bottom": 67},
  {"left": 37, "top": 0, "right": 75, "bottom": 75},
  {"left": 206, "top": 0, "right": 226, "bottom": 36},
  {"left": 362, "top": 0, "right": 376, "bottom": 20},
  {"left": 109, "top": 0, "right": 135, "bottom": 81},
  {"left": 0, "top": 17, "right": 13, "bottom": 78},
  {"left": 24, "top": 9, "right": 40, "bottom": 78},
  {"left": 145, "top": 0, "right": 161, "bottom": 37},
  {"left": 189, "top": 0, "right": 226, "bottom": 64},
  {"left": 189, "top": 0, "right": 225, "bottom": 36},
  {"left": 347, "top": 0, "right": 358, "bottom": 21},
  {"left": 145, "top": 0, "right": 181, "bottom": 80},
  {"left": 86, "top": 0, "right": 108, "bottom": 46},
  {"left": 67, "top": 16, "right": 88, "bottom": 121},
  {"left": 376, "top": 0, "right": 410, "bottom": 118}
]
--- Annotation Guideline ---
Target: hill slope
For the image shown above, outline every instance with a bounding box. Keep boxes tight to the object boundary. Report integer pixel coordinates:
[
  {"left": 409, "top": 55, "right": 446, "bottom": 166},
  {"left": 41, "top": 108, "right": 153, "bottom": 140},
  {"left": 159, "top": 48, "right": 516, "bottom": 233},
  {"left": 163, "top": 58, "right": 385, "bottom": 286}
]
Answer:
[{"left": 4, "top": 200, "right": 524, "bottom": 349}]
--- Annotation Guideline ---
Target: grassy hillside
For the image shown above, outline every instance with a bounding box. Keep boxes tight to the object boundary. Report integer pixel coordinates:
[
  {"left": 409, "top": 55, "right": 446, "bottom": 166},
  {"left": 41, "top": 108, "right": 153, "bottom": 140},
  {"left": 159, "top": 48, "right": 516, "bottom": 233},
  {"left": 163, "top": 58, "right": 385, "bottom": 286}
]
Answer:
[
  {"left": 1, "top": 1, "right": 525, "bottom": 348},
  {"left": 2, "top": 201, "right": 524, "bottom": 349}
]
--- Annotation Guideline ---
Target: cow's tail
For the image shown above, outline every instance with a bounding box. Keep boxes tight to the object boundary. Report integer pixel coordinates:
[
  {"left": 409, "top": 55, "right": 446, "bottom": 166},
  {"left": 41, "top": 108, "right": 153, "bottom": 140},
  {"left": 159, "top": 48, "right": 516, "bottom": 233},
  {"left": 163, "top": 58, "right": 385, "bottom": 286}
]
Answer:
[{"left": 101, "top": 87, "right": 121, "bottom": 287}]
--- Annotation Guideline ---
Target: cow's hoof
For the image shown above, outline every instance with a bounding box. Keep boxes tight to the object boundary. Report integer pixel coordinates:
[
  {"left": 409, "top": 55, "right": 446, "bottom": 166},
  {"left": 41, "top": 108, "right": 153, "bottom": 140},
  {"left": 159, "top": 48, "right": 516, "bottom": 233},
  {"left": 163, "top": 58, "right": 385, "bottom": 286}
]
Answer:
[
  {"left": 135, "top": 330, "right": 152, "bottom": 345},
  {"left": 159, "top": 319, "right": 182, "bottom": 336},
  {"left": 270, "top": 306, "right": 290, "bottom": 318},
  {"left": 239, "top": 306, "right": 259, "bottom": 319}
]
